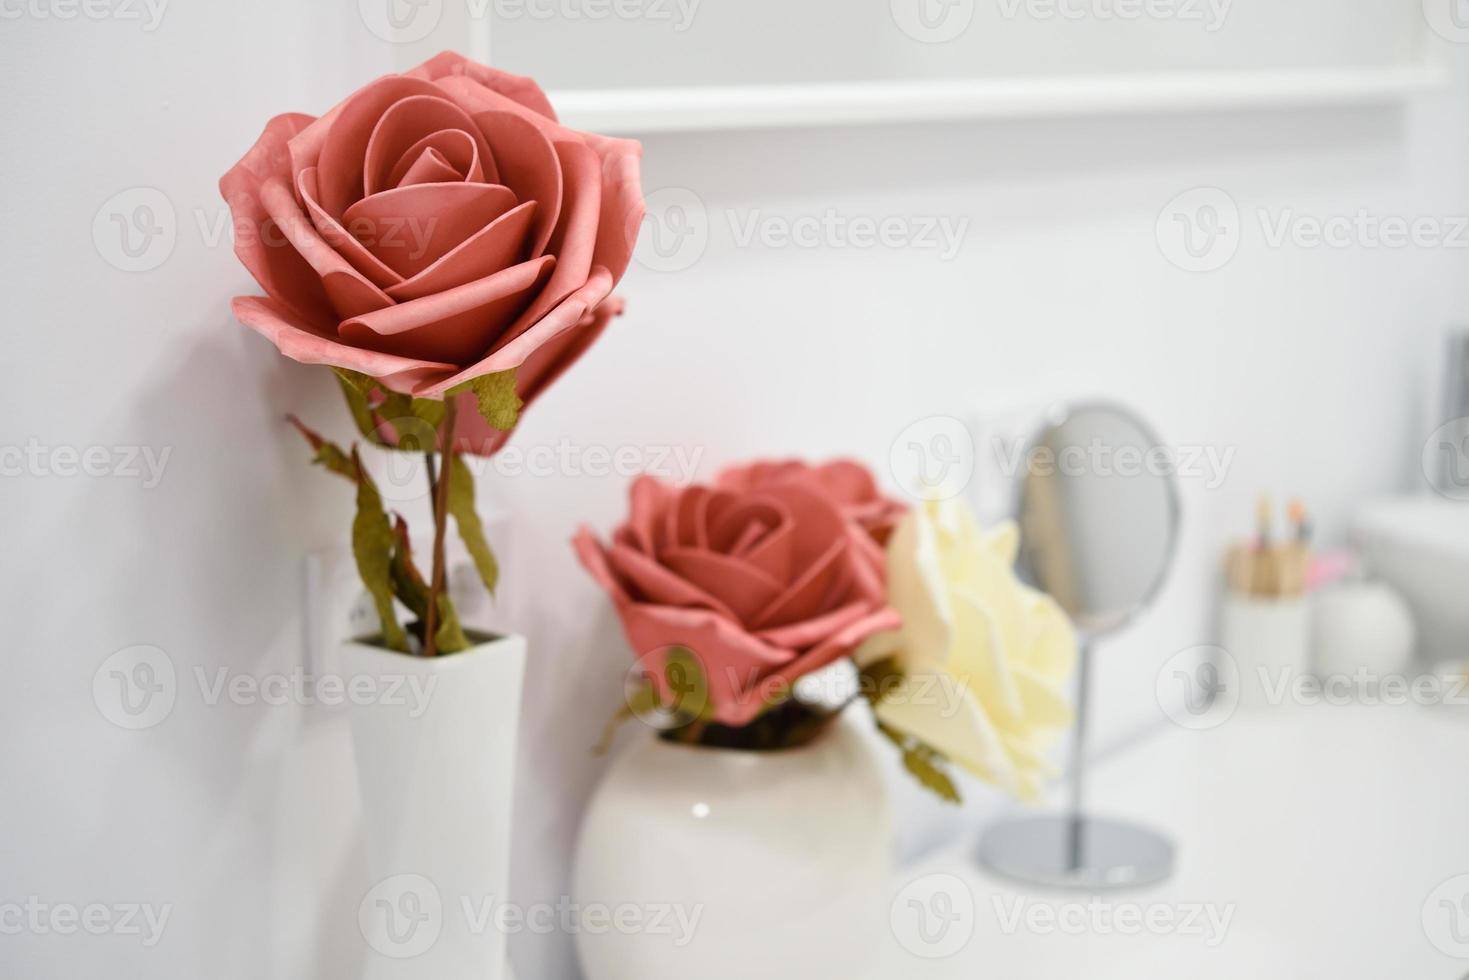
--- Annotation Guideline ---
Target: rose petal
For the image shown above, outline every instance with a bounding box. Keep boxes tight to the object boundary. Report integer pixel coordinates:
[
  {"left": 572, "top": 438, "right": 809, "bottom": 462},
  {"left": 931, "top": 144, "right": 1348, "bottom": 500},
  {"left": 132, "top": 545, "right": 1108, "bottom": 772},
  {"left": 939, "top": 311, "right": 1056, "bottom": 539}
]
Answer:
[
  {"left": 754, "top": 599, "right": 872, "bottom": 650},
  {"left": 750, "top": 536, "right": 853, "bottom": 630},
  {"left": 219, "top": 112, "right": 336, "bottom": 327},
  {"left": 573, "top": 528, "right": 632, "bottom": 606},
  {"left": 386, "top": 127, "right": 493, "bottom": 187},
  {"left": 710, "top": 502, "right": 794, "bottom": 581},
  {"left": 393, "top": 146, "right": 463, "bottom": 187},
  {"left": 659, "top": 548, "right": 784, "bottom": 625},
  {"left": 339, "top": 255, "right": 553, "bottom": 364},
  {"left": 444, "top": 295, "right": 623, "bottom": 456},
  {"left": 753, "top": 483, "right": 851, "bottom": 572},
  {"left": 721, "top": 605, "right": 900, "bottom": 726},
  {"left": 362, "top": 94, "right": 493, "bottom": 196},
  {"left": 617, "top": 474, "right": 671, "bottom": 553},
  {"left": 385, "top": 200, "right": 536, "bottom": 302},
  {"left": 342, "top": 182, "right": 518, "bottom": 279},
  {"left": 231, "top": 295, "right": 455, "bottom": 392},
  {"left": 473, "top": 110, "right": 562, "bottom": 258},
  {"left": 314, "top": 74, "right": 448, "bottom": 219},
  {"left": 605, "top": 543, "right": 739, "bottom": 621},
  {"left": 667, "top": 485, "right": 713, "bottom": 550},
  {"left": 296, "top": 167, "right": 403, "bottom": 290},
  {"left": 414, "top": 266, "right": 613, "bottom": 396},
  {"left": 490, "top": 139, "right": 601, "bottom": 349},
  {"left": 257, "top": 178, "right": 394, "bottom": 320},
  {"left": 408, "top": 51, "right": 559, "bottom": 121},
  {"left": 590, "top": 144, "right": 644, "bottom": 282}
]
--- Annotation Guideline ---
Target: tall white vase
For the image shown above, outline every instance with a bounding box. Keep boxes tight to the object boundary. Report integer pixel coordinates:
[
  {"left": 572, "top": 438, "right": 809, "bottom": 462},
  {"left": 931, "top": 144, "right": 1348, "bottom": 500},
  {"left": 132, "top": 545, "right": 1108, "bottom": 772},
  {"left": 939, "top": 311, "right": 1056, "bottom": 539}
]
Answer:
[
  {"left": 342, "top": 634, "right": 525, "bottom": 980},
  {"left": 572, "top": 715, "right": 892, "bottom": 980}
]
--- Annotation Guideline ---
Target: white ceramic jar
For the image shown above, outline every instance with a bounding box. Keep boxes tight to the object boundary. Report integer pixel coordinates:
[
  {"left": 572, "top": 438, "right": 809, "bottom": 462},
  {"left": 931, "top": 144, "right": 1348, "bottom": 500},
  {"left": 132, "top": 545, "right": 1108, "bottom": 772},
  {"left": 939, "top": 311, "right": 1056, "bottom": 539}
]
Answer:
[{"left": 572, "top": 715, "right": 893, "bottom": 980}]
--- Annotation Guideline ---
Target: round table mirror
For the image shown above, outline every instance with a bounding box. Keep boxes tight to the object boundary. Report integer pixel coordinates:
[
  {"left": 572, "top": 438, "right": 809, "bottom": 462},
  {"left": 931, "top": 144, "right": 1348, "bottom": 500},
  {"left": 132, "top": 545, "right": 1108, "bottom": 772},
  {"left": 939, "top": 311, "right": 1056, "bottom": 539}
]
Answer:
[{"left": 978, "top": 401, "right": 1182, "bottom": 890}]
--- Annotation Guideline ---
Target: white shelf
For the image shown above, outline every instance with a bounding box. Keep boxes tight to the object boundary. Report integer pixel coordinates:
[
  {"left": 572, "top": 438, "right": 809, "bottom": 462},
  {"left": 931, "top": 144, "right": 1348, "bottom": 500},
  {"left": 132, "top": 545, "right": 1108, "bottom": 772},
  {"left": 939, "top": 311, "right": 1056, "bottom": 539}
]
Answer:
[{"left": 551, "top": 64, "right": 1449, "bottom": 134}]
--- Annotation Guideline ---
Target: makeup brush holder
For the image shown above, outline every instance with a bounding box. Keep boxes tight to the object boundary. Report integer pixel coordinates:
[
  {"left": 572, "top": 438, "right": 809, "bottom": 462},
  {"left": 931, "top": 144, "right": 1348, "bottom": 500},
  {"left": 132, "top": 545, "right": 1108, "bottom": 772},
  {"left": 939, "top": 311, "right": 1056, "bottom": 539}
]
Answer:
[{"left": 1220, "top": 594, "right": 1312, "bottom": 710}]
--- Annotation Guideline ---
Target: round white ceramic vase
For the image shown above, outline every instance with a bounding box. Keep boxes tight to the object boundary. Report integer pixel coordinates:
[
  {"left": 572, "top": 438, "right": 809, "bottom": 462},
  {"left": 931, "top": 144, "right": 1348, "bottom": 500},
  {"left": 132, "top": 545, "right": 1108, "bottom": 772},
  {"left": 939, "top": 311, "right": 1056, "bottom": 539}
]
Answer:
[{"left": 572, "top": 716, "right": 893, "bottom": 980}]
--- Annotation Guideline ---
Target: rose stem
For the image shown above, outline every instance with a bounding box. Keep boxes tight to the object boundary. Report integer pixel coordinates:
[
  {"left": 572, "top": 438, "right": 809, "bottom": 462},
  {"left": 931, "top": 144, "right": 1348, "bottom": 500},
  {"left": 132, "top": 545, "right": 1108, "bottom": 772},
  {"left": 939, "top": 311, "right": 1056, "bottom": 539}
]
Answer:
[{"left": 422, "top": 396, "right": 457, "bottom": 658}]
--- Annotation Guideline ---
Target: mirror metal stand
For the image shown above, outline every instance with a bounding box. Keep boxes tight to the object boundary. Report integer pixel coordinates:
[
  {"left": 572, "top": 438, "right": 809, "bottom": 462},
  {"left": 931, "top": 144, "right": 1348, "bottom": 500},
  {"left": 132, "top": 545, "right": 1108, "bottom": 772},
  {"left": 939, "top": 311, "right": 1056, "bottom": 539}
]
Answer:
[{"left": 978, "top": 639, "right": 1175, "bottom": 889}]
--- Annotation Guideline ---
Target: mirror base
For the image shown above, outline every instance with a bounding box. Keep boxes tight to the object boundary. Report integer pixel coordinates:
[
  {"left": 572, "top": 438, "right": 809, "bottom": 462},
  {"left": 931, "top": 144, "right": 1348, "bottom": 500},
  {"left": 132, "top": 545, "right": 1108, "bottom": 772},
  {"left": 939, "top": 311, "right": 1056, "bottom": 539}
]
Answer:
[{"left": 977, "top": 814, "right": 1174, "bottom": 890}]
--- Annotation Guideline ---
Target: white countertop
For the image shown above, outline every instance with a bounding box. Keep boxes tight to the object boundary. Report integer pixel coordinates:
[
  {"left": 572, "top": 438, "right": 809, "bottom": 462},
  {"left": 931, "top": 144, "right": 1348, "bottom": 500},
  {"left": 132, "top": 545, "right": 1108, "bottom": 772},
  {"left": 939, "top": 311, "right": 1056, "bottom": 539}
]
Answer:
[{"left": 877, "top": 703, "right": 1469, "bottom": 978}]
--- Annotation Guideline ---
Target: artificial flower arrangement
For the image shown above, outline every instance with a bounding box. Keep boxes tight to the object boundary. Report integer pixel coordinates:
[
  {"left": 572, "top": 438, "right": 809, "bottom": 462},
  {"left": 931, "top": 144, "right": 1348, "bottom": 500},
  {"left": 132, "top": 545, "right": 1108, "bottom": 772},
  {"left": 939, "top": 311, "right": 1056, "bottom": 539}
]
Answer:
[
  {"left": 575, "top": 458, "right": 1079, "bottom": 802},
  {"left": 220, "top": 51, "right": 645, "bottom": 652}
]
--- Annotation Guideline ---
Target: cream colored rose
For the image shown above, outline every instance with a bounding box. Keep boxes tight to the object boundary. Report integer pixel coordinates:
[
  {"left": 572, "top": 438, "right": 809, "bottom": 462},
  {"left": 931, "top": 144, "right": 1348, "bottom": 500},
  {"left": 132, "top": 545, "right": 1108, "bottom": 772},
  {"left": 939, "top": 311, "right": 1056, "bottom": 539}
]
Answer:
[{"left": 860, "top": 498, "right": 1077, "bottom": 800}]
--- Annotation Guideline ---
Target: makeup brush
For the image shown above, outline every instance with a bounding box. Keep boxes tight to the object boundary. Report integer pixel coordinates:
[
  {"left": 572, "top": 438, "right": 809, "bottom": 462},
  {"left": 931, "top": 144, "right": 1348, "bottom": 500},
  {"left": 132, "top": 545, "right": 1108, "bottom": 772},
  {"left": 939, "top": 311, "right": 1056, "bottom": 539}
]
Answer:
[
  {"left": 1287, "top": 497, "right": 1311, "bottom": 545},
  {"left": 1255, "top": 494, "right": 1273, "bottom": 549}
]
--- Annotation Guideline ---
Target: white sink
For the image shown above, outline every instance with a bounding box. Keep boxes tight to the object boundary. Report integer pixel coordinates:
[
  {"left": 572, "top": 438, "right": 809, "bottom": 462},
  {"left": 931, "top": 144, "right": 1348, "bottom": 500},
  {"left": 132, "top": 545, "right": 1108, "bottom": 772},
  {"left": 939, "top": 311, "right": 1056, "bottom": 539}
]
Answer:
[{"left": 1355, "top": 496, "right": 1469, "bottom": 663}]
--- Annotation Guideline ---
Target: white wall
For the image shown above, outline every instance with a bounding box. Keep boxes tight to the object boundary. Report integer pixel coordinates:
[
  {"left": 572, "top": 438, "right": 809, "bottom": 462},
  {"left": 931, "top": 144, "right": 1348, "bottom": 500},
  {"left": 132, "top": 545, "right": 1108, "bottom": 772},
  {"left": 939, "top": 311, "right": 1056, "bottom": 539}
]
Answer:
[{"left": 3, "top": 5, "right": 1468, "bottom": 979}]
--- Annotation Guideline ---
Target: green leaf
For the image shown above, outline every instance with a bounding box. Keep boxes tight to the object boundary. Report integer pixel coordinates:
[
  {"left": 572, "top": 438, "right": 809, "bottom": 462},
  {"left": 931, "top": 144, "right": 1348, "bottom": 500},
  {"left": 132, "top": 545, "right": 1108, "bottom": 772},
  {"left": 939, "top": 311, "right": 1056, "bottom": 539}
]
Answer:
[
  {"left": 333, "top": 367, "right": 449, "bottom": 452},
  {"left": 286, "top": 415, "right": 356, "bottom": 481},
  {"left": 388, "top": 516, "right": 430, "bottom": 622},
  {"left": 350, "top": 450, "right": 408, "bottom": 653},
  {"left": 876, "top": 721, "right": 962, "bottom": 805},
  {"left": 432, "top": 592, "right": 470, "bottom": 655},
  {"left": 333, "top": 371, "right": 388, "bottom": 445},
  {"left": 450, "top": 369, "right": 521, "bottom": 432},
  {"left": 446, "top": 454, "right": 498, "bottom": 597}
]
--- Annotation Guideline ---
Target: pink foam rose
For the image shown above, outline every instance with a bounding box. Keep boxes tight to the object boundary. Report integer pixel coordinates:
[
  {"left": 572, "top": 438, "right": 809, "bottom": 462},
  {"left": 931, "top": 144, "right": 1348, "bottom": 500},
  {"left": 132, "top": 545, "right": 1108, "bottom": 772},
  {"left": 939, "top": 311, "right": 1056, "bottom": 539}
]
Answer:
[
  {"left": 220, "top": 51, "right": 644, "bottom": 455},
  {"left": 574, "top": 461, "right": 902, "bottom": 727}
]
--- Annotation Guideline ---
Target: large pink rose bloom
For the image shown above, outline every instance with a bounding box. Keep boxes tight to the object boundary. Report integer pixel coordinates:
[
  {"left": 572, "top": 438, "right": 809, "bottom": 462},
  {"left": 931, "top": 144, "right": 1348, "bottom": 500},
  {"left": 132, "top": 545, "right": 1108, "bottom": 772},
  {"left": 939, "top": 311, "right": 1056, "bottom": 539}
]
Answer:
[
  {"left": 220, "top": 51, "right": 644, "bottom": 454},
  {"left": 574, "top": 461, "right": 901, "bottom": 727}
]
